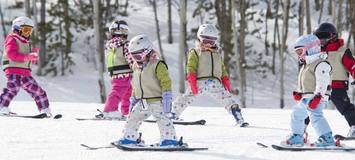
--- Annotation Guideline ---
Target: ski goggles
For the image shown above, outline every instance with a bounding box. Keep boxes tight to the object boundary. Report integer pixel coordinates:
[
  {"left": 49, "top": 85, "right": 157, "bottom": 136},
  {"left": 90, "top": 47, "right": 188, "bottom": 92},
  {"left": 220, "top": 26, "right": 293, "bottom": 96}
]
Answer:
[
  {"left": 294, "top": 47, "right": 306, "bottom": 59},
  {"left": 130, "top": 49, "right": 152, "bottom": 62},
  {"left": 111, "top": 24, "right": 129, "bottom": 35},
  {"left": 20, "top": 25, "right": 33, "bottom": 37},
  {"left": 199, "top": 35, "right": 217, "bottom": 46}
]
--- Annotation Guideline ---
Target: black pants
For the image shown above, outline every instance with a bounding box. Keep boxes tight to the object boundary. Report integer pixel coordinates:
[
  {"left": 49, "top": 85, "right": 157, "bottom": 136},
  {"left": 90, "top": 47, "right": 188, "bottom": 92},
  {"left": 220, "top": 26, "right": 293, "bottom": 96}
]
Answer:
[
  {"left": 330, "top": 89, "right": 355, "bottom": 126},
  {"left": 304, "top": 89, "right": 355, "bottom": 127}
]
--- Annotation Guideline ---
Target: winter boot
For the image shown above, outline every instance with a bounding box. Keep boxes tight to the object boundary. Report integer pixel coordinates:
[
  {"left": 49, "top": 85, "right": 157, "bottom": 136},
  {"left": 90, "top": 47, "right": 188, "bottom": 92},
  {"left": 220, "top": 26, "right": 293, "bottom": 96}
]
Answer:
[
  {"left": 347, "top": 126, "right": 355, "bottom": 137},
  {"left": 114, "top": 138, "right": 138, "bottom": 145},
  {"left": 160, "top": 139, "right": 179, "bottom": 147},
  {"left": 231, "top": 104, "right": 249, "bottom": 127},
  {"left": 40, "top": 108, "right": 52, "bottom": 117},
  {"left": 0, "top": 106, "right": 11, "bottom": 115},
  {"left": 95, "top": 111, "right": 124, "bottom": 120},
  {"left": 282, "top": 134, "right": 304, "bottom": 147},
  {"left": 314, "top": 132, "right": 335, "bottom": 147}
]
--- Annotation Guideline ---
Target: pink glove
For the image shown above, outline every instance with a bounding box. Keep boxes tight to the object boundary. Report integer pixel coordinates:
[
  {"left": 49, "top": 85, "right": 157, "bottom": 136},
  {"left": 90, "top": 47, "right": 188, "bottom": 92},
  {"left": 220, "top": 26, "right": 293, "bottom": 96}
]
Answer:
[
  {"left": 187, "top": 73, "right": 198, "bottom": 95},
  {"left": 26, "top": 52, "right": 38, "bottom": 64},
  {"left": 222, "top": 76, "right": 232, "bottom": 92}
]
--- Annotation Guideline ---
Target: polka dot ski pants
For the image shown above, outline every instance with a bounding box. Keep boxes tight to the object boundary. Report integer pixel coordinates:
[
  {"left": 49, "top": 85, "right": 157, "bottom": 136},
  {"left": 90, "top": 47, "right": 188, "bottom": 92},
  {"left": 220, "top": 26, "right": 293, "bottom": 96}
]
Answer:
[
  {"left": 172, "top": 78, "right": 241, "bottom": 118},
  {"left": 122, "top": 101, "right": 177, "bottom": 142}
]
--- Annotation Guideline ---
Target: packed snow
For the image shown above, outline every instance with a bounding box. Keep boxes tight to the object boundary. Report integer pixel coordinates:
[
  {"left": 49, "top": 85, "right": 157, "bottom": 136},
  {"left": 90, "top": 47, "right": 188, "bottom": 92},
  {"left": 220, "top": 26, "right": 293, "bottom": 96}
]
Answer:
[{"left": 0, "top": 101, "right": 354, "bottom": 160}]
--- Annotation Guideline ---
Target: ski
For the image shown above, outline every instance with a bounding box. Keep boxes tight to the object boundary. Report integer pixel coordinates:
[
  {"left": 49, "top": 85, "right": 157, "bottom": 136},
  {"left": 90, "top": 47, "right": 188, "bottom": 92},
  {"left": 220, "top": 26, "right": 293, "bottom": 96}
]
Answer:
[
  {"left": 80, "top": 144, "right": 115, "bottom": 150},
  {"left": 76, "top": 117, "right": 126, "bottom": 121},
  {"left": 1, "top": 113, "right": 62, "bottom": 119},
  {"left": 144, "top": 119, "right": 206, "bottom": 125},
  {"left": 334, "top": 134, "right": 355, "bottom": 141},
  {"left": 271, "top": 144, "right": 355, "bottom": 151},
  {"left": 256, "top": 142, "right": 268, "bottom": 148},
  {"left": 111, "top": 142, "right": 208, "bottom": 152}
]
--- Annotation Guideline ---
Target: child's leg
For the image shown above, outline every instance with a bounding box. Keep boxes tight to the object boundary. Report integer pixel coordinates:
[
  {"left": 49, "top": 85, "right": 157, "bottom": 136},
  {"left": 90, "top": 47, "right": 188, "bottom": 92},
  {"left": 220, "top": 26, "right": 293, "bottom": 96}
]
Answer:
[
  {"left": 291, "top": 101, "right": 309, "bottom": 135},
  {"left": 21, "top": 76, "right": 49, "bottom": 111},
  {"left": 122, "top": 101, "right": 151, "bottom": 141},
  {"left": 150, "top": 102, "right": 177, "bottom": 141},
  {"left": 172, "top": 80, "right": 207, "bottom": 118},
  {"left": 119, "top": 79, "right": 132, "bottom": 116},
  {"left": 307, "top": 101, "right": 332, "bottom": 136},
  {"left": 0, "top": 75, "right": 21, "bottom": 107},
  {"left": 103, "top": 79, "right": 120, "bottom": 112}
]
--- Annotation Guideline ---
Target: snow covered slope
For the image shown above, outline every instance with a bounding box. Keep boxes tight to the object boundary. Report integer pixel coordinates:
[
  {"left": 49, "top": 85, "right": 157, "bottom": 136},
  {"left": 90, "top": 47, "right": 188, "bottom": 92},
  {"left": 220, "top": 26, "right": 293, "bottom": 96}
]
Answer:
[{"left": 0, "top": 102, "right": 354, "bottom": 160}]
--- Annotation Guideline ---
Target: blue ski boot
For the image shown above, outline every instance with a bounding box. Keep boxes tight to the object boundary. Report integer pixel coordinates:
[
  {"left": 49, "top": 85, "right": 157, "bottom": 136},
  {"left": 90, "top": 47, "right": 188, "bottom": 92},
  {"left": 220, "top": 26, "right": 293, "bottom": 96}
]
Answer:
[
  {"left": 160, "top": 139, "right": 179, "bottom": 147},
  {"left": 113, "top": 138, "right": 138, "bottom": 146},
  {"left": 231, "top": 105, "right": 249, "bottom": 127},
  {"left": 282, "top": 134, "right": 304, "bottom": 147},
  {"left": 314, "top": 132, "right": 335, "bottom": 147}
]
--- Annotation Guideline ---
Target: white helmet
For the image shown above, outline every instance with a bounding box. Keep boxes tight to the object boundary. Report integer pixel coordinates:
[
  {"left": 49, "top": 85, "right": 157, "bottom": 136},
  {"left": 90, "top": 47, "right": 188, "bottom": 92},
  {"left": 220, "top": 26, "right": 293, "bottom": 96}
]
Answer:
[
  {"left": 12, "top": 16, "right": 34, "bottom": 31},
  {"left": 109, "top": 20, "right": 129, "bottom": 36},
  {"left": 128, "top": 34, "right": 153, "bottom": 62},
  {"left": 197, "top": 24, "right": 218, "bottom": 41}
]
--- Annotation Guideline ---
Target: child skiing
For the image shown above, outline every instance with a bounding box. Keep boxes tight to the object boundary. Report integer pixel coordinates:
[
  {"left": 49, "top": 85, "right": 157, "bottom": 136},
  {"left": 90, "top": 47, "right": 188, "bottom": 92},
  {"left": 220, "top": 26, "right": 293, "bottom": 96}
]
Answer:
[
  {"left": 95, "top": 20, "right": 134, "bottom": 119},
  {"left": 171, "top": 24, "right": 248, "bottom": 127},
  {"left": 113, "top": 34, "right": 180, "bottom": 146},
  {"left": 0, "top": 16, "right": 51, "bottom": 117},
  {"left": 313, "top": 22, "right": 355, "bottom": 137},
  {"left": 284, "top": 34, "right": 335, "bottom": 147}
]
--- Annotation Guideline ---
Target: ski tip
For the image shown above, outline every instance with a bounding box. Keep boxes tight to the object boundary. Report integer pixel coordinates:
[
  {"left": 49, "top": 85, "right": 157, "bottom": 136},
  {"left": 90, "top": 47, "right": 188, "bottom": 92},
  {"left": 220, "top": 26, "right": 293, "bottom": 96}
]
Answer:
[
  {"left": 200, "top": 120, "right": 206, "bottom": 125},
  {"left": 256, "top": 142, "right": 268, "bottom": 148},
  {"left": 54, "top": 114, "right": 62, "bottom": 119}
]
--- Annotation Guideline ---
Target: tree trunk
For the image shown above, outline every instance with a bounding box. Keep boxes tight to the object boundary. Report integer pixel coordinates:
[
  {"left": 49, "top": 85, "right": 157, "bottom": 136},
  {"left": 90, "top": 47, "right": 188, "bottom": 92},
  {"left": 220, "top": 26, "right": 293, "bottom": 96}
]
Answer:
[
  {"left": 280, "top": 0, "right": 290, "bottom": 109},
  {"left": 63, "top": 0, "right": 71, "bottom": 63},
  {"left": 24, "top": 0, "right": 31, "bottom": 17},
  {"left": 37, "top": 0, "right": 46, "bottom": 76},
  {"left": 32, "top": 0, "right": 38, "bottom": 46},
  {"left": 318, "top": 0, "right": 324, "bottom": 24},
  {"left": 298, "top": 0, "right": 304, "bottom": 36},
  {"left": 0, "top": 2, "right": 7, "bottom": 39},
  {"left": 151, "top": 0, "right": 164, "bottom": 59},
  {"left": 272, "top": 0, "right": 280, "bottom": 75},
  {"left": 332, "top": 0, "right": 337, "bottom": 24},
  {"left": 215, "top": 0, "right": 233, "bottom": 74},
  {"left": 93, "top": 0, "right": 107, "bottom": 103},
  {"left": 178, "top": 0, "right": 187, "bottom": 94},
  {"left": 305, "top": 0, "right": 311, "bottom": 34},
  {"left": 328, "top": 0, "right": 332, "bottom": 15},
  {"left": 264, "top": 1, "right": 270, "bottom": 56},
  {"left": 350, "top": 0, "right": 355, "bottom": 48},
  {"left": 238, "top": 0, "right": 247, "bottom": 107},
  {"left": 337, "top": 0, "right": 343, "bottom": 36},
  {"left": 315, "top": 0, "right": 320, "bottom": 10},
  {"left": 167, "top": 0, "right": 173, "bottom": 44}
]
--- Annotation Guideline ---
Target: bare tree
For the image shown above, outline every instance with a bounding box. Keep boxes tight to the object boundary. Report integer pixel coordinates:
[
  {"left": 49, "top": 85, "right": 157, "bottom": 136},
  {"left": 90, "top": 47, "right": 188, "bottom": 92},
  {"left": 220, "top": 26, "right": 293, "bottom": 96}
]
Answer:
[
  {"left": 0, "top": 2, "right": 7, "bottom": 39},
  {"left": 179, "top": 0, "right": 187, "bottom": 93},
  {"left": 24, "top": 0, "right": 31, "bottom": 17},
  {"left": 298, "top": 0, "right": 304, "bottom": 36},
  {"left": 32, "top": 0, "right": 38, "bottom": 45},
  {"left": 318, "top": 0, "right": 325, "bottom": 24},
  {"left": 151, "top": 0, "right": 164, "bottom": 59},
  {"left": 272, "top": 0, "right": 281, "bottom": 75},
  {"left": 215, "top": 0, "right": 234, "bottom": 74},
  {"left": 37, "top": 0, "right": 46, "bottom": 76},
  {"left": 337, "top": 0, "right": 344, "bottom": 36},
  {"left": 238, "top": 0, "right": 247, "bottom": 107},
  {"left": 93, "top": 0, "right": 107, "bottom": 103},
  {"left": 305, "top": 0, "right": 312, "bottom": 34},
  {"left": 280, "top": 0, "right": 290, "bottom": 109},
  {"left": 350, "top": 0, "right": 355, "bottom": 48},
  {"left": 167, "top": 0, "right": 173, "bottom": 44}
]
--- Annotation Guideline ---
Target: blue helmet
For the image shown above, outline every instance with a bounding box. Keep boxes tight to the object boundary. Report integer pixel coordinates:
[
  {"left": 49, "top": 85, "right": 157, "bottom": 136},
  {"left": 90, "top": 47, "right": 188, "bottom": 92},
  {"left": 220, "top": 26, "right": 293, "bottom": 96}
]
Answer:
[{"left": 294, "top": 34, "right": 321, "bottom": 56}]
